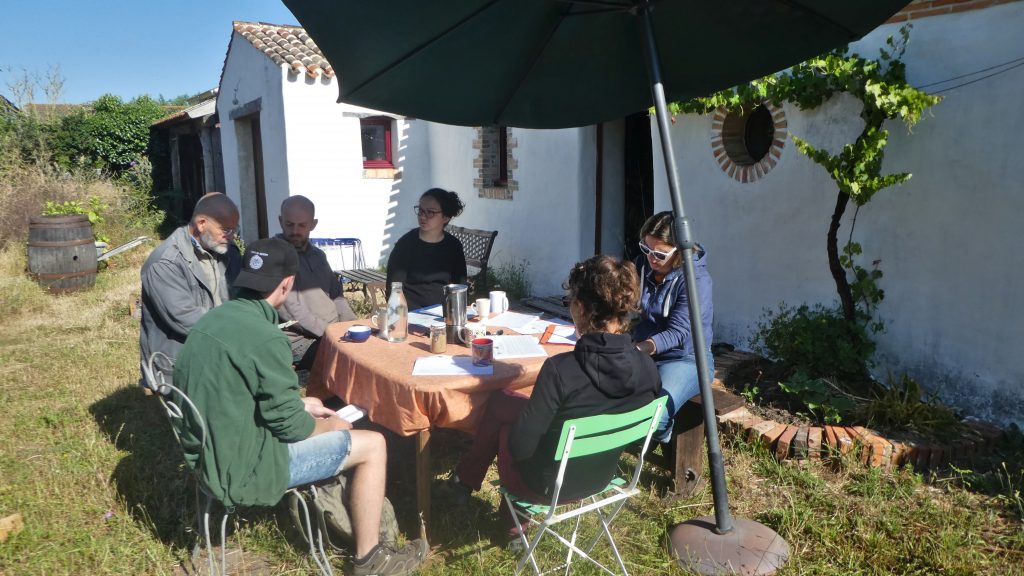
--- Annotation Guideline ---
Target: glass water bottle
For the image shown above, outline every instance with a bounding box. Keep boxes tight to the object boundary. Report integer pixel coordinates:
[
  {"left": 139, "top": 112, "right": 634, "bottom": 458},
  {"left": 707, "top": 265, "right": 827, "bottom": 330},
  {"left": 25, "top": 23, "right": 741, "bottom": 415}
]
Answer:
[{"left": 386, "top": 281, "right": 409, "bottom": 343}]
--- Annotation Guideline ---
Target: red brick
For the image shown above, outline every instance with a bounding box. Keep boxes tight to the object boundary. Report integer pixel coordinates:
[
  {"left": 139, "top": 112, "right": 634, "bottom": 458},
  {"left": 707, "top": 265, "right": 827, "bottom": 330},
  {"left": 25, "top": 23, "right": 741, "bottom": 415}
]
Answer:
[
  {"left": 912, "top": 444, "right": 932, "bottom": 472},
  {"left": 716, "top": 407, "right": 750, "bottom": 427},
  {"left": 909, "top": 6, "right": 954, "bottom": 18},
  {"left": 739, "top": 416, "right": 765, "bottom": 440},
  {"left": 775, "top": 425, "right": 798, "bottom": 460},
  {"left": 823, "top": 426, "right": 839, "bottom": 455},
  {"left": 845, "top": 427, "right": 870, "bottom": 464},
  {"left": 951, "top": 0, "right": 995, "bottom": 12},
  {"left": 760, "top": 422, "right": 789, "bottom": 450},
  {"left": 807, "top": 427, "right": 823, "bottom": 460},
  {"left": 750, "top": 419, "right": 781, "bottom": 446},
  {"left": 833, "top": 426, "right": 854, "bottom": 456}
]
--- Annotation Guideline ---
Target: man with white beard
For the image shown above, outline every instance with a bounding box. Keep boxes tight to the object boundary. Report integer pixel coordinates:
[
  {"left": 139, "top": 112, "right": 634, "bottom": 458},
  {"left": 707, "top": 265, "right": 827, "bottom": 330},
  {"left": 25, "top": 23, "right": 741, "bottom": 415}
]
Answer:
[{"left": 139, "top": 193, "right": 242, "bottom": 382}]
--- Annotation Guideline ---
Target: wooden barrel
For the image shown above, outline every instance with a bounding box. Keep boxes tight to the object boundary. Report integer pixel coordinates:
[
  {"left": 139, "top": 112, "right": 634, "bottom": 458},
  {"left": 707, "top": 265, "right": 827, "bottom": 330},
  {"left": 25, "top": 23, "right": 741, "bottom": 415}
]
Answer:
[{"left": 27, "top": 214, "right": 98, "bottom": 293}]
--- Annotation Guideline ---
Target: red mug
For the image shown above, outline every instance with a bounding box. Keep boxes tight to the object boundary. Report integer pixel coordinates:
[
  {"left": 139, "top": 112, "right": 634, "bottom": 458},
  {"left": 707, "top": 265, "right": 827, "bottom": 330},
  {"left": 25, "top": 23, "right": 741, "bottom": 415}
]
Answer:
[{"left": 471, "top": 337, "right": 493, "bottom": 367}]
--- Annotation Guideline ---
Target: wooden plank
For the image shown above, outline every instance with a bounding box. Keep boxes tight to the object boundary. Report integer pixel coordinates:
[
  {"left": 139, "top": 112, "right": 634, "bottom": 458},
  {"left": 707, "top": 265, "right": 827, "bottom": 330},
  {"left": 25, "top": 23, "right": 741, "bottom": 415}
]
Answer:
[
  {"left": 0, "top": 513, "right": 23, "bottom": 543},
  {"left": 672, "top": 397, "right": 706, "bottom": 498}
]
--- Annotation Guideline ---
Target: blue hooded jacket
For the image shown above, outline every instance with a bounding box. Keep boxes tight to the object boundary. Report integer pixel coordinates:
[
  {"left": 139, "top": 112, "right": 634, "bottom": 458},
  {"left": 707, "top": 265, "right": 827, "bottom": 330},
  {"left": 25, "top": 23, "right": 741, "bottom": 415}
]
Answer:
[{"left": 632, "top": 248, "right": 714, "bottom": 361}]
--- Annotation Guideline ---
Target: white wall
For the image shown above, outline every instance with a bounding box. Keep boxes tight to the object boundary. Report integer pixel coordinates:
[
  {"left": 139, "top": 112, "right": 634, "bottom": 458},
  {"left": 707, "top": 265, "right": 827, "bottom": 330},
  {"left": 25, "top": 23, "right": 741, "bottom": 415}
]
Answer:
[
  {"left": 656, "top": 3, "right": 1024, "bottom": 425},
  {"left": 217, "top": 33, "right": 289, "bottom": 243},
  {"left": 382, "top": 123, "right": 598, "bottom": 296},
  {"left": 277, "top": 73, "right": 401, "bottom": 267}
]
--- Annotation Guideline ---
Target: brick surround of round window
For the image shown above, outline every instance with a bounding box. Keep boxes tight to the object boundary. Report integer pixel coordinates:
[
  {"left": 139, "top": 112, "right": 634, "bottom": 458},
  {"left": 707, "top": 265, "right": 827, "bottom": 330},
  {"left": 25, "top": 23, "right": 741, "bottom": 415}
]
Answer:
[{"left": 711, "top": 102, "right": 786, "bottom": 184}]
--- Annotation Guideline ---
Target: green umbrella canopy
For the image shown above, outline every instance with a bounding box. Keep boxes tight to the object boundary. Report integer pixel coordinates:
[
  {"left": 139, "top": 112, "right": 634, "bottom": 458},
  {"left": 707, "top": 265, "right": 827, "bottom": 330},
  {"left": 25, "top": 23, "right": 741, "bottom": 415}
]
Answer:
[{"left": 283, "top": 0, "right": 910, "bottom": 129}]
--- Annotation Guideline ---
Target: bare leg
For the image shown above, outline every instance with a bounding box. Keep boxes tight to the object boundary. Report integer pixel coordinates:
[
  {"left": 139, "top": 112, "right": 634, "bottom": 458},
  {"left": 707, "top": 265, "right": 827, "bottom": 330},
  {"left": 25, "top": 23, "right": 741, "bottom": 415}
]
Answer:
[{"left": 341, "top": 429, "right": 387, "bottom": 558}]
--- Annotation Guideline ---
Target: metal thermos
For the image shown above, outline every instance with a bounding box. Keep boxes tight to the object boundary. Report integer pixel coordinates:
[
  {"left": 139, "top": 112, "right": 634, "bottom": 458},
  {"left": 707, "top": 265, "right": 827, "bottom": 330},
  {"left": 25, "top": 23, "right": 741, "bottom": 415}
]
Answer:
[{"left": 442, "top": 283, "right": 469, "bottom": 344}]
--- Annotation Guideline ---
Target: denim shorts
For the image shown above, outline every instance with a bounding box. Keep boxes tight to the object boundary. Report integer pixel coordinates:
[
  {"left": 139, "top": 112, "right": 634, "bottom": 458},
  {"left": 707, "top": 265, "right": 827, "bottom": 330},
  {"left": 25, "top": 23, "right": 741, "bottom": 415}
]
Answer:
[{"left": 287, "top": 430, "right": 352, "bottom": 487}]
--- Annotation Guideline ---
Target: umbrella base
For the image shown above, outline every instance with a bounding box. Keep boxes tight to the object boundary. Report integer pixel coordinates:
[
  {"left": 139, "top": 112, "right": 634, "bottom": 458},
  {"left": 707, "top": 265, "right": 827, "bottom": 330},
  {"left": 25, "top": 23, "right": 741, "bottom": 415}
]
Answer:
[{"left": 668, "top": 516, "right": 789, "bottom": 575}]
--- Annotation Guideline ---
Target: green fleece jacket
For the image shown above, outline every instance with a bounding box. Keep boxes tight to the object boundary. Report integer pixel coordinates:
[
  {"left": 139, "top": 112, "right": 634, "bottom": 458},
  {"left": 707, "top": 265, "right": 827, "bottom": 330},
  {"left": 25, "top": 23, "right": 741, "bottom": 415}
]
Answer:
[{"left": 173, "top": 296, "right": 315, "bottom": 507}]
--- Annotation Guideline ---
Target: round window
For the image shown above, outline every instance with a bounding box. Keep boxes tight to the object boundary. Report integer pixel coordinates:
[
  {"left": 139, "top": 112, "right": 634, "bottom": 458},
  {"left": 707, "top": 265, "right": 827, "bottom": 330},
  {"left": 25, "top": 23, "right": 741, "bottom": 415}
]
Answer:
[{"left": 711, "top": 102, "right": 785, "bottom": 183}]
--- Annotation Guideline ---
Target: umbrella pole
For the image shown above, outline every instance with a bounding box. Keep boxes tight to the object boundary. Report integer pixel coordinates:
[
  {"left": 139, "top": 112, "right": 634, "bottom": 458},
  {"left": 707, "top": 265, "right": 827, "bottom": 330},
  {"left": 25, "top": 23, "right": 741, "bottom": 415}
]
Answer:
[{"left": 638, "top": 5, "right": 789, "bottom": 574}]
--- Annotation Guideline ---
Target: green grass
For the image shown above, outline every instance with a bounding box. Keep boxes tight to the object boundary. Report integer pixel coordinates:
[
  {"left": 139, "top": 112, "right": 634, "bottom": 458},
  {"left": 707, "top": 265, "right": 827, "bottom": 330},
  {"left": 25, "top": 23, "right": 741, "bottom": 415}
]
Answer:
[{"left": 0, "top": 242, "right": 1021, "bottom": 575}]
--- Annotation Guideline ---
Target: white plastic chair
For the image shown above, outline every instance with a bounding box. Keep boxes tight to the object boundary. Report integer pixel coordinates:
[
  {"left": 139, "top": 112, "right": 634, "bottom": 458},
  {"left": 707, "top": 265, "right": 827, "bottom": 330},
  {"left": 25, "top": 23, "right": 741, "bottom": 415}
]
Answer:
[
  {"left": 494, "top": 396, "right": 667, "bottom": 576},
  {"left": 142, "top": 352, "right": 334, "bottom": 576}
]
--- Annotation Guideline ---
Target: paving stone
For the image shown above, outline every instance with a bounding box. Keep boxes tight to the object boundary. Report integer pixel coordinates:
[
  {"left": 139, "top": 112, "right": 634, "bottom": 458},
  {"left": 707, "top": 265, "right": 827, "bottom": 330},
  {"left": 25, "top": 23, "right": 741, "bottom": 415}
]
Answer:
[
  {"left": 807, "top": 427, "right": 823, "bottom": 460},
  {"left": 775, "top": 425, "right": 798, "bottom": 460}
]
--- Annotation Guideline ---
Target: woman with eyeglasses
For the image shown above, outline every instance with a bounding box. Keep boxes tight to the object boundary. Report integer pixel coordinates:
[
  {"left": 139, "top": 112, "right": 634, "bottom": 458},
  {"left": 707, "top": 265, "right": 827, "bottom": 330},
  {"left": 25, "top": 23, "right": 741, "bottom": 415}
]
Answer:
[
  {"left": 385, "top": 188, "right": 469, "bottom": 311},
  {"left": 633, "top": 211, "right": 714, "bottom": 444}
]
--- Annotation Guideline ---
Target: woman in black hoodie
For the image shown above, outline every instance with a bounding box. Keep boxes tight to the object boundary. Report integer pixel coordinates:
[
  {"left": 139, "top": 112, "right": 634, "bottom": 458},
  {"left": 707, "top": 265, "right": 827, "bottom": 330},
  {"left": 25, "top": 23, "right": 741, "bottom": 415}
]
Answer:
[{"left": 451, "top": 255, "right": 662, "bottom": 504}]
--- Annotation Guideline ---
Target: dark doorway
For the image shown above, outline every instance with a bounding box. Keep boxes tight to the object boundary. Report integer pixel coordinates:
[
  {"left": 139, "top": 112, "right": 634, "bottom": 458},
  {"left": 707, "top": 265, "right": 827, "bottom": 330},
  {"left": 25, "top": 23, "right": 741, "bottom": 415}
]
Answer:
[
  {"left": 250, "top": 116, "right": 268, "bottom": 239},
  {"left": 177, "top": 132, "right": 205, "bottom": 218},
  {"left": 623, "top": 112, "right": 654, "bottom": 262}
]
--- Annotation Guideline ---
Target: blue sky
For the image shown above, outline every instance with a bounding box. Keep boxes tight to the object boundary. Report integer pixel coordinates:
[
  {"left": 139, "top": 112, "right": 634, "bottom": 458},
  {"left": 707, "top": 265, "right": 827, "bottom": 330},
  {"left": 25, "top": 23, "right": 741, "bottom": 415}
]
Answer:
[{"left": 1, "top": 0, "right": 299, "bottom": 104}]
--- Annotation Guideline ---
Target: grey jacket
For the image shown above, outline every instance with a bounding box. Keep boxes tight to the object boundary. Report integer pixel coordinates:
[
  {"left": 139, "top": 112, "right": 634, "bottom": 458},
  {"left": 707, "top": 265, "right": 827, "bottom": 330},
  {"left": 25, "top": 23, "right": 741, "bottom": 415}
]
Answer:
[
  {"left": 275, "top": 236, "right": 356, "bottom": 347},
  {"left": 139, "top": 225, "right": 240, "bottom": 373}
]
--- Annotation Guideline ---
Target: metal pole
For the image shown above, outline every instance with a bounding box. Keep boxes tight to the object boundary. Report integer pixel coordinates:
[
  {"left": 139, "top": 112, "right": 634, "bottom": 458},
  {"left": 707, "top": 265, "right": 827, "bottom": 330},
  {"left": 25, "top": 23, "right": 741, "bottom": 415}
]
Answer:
[{"left": 638, "top": 2, "right": 733, "bottom": 534}]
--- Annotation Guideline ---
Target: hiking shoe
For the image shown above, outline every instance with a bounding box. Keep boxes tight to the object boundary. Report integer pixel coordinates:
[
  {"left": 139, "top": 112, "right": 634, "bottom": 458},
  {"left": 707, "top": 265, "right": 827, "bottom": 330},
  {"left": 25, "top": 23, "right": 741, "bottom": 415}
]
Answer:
[{"left": 351, "top": 539, "right": 428, "bottom": 576}]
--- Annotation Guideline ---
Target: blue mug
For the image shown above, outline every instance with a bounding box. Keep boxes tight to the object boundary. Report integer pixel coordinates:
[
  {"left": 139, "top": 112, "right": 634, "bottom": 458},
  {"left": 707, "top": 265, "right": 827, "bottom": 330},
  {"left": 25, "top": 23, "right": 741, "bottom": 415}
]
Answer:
[{"left": 345, "top": 325, "right": 372, "bottom": 343}]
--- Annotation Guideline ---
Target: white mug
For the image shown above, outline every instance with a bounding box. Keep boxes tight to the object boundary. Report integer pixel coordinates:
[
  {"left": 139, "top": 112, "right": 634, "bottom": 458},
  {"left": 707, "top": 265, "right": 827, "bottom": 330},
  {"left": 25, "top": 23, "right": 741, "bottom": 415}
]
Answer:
[
  {"left": 489, "top": 290, "right": 509, "bottom": 314},
  {"left": 458, "top": 321, "right": 487, "bottom": 345},
  {"left": 475, "top": 298, "right": 490, "bottom": 319}
]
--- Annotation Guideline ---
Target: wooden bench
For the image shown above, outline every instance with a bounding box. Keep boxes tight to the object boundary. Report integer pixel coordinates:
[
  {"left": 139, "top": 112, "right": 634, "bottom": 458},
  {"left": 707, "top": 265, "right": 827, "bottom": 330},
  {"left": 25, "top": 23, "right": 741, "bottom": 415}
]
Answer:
[{"left": 647, "top": 385, "right": 745, "bottom": 497}]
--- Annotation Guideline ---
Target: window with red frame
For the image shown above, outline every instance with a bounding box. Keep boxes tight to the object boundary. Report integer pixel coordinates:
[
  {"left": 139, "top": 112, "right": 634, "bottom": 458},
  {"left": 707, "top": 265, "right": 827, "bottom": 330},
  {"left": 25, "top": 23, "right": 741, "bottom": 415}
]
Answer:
[{"left": 360, "top": 116, "right": 393, "bottom": 168}]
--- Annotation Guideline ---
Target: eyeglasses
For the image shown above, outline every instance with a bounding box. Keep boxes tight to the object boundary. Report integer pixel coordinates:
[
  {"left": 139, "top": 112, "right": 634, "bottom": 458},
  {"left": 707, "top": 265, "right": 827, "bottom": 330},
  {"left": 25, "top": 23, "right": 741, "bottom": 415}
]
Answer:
[
  {"left": 413, "top": 205, "right": 442, "bottom": 219},
  {"left": 638, "top": 241, "right": 677, "bottom": 262}
]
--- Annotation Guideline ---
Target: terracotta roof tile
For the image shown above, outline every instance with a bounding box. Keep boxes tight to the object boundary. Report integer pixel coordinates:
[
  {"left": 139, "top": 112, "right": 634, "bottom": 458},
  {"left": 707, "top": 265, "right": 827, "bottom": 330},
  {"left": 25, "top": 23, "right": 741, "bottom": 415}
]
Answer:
[{"left": 232, "top": 21, "right": 334, "bottom": 78}]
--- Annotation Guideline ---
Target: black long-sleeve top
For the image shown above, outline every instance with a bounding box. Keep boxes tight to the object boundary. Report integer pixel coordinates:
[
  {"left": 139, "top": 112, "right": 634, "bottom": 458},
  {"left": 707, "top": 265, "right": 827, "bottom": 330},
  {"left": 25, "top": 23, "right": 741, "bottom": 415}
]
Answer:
[
  {"left": 385, "top": 228, "right": 468, "bottom": 311},
  {"left": 509, "top": 332, "right": 661, "bottom": 500}
]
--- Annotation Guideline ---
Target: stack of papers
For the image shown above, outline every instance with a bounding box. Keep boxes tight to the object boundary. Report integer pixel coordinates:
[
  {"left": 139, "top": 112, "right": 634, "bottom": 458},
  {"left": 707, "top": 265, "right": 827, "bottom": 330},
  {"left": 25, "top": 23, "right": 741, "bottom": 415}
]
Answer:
[
  {"left": 490, "top": 335, "right": 548, "bottom": 359},
  {"left": 412, "top": 355, "right": 493, "bottom": 376}
]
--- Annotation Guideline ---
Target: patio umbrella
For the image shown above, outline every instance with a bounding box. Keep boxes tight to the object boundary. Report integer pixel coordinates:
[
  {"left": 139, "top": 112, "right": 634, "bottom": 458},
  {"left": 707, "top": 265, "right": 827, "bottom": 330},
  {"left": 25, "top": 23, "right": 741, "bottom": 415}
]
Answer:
[{"left": 282, "top": 1, "right": 910, "bottom": 573}]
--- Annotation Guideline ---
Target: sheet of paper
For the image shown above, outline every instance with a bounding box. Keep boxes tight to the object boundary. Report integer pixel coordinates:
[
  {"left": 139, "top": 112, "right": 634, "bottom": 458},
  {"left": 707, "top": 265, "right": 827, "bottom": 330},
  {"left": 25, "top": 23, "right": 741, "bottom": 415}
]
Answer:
[
  {"left": 408, "top": 311, "right": 441, "bottom": 328},
  {"left": 491, "top": 335, "right": 548, "bottom": 360},
  {"left": 336, "top": 404, "right": 366, "bottom": 423},
  {"left": 414, "top": 304, "right": 444, "bottom": 317},
  {"left": 486, "top": 311, "right": 540, "bottom": 331},
  {"left": 547, "top": 325, "right": 579, "bottom": 346},
  {"left": 412, "top": 355, "right": 494, "bottom": 376},
  {"left": 517, "top": 317, "right": 572, "bottom": 335}
]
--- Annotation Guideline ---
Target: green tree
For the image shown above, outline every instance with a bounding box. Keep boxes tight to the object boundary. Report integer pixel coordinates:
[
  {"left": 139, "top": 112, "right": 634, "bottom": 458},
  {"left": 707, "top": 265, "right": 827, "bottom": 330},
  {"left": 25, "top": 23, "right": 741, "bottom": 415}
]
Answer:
[
  {"left": 674, "top": 27, "right": 941, "bottom": 328},
  {"left": 51, "top": 94, "right": 165, "bottom": 173}
]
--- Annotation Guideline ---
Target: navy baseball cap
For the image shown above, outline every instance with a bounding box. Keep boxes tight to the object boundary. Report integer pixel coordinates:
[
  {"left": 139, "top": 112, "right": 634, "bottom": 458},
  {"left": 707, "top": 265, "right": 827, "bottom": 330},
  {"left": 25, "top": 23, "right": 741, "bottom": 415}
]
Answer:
[{"left": 233, "top": 237, "right": 299, "bottom": 293}]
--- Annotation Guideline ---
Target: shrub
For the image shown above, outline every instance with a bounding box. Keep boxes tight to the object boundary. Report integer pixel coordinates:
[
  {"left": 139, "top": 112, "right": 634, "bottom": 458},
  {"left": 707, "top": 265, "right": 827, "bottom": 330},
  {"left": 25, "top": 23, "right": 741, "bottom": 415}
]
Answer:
[
  {"left": 488, "top": 258, "right": 532, "bottom": 300},
  {"left": 752, "top": 303, "right": 874, "bottom": 384},
  {"left": 859, "top": 372, "right": 963, "bottom": 441}
]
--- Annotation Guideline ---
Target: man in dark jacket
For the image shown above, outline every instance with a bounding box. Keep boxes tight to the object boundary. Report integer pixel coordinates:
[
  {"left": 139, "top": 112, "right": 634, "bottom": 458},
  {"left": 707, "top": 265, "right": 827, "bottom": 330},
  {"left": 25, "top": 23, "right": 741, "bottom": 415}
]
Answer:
[
  {"left": 275, "top": 195, "right": 357, "bottom": 369},
  {"left": 173, "top": 238, "right": 426, "bottom": 576}
]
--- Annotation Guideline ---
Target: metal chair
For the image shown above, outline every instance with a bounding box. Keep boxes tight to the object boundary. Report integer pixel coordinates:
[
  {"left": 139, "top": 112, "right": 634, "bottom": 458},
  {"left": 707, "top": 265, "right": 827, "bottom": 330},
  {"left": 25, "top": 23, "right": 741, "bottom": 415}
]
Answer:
[
  {"left": 446, "top": 225, "right": 498, "bottom": 295},
  {"left": 494, "top": 396, "right": 667, "bottom": 576},
  {"left": 142, "top": 352, "right": 335, "bottom": 576},
  {"left": 311, "top": 238, "right": 367, "bottom": 271}
]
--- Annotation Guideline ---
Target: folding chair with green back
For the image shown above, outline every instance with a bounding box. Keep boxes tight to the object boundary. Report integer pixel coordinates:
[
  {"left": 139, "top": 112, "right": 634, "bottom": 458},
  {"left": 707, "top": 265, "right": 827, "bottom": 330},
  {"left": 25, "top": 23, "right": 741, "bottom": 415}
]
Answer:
[
  {"left": 142, "top": 352, "right": 335, "bottom": 576},
  {"left": 493, "top": 396, "right": 667, "bottom": 576}
]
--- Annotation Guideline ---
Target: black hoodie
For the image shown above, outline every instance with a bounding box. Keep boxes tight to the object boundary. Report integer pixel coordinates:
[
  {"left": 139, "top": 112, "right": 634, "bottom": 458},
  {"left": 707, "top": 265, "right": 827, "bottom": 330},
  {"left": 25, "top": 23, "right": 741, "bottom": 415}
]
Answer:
[{"left": 509, "top": 332, "right": 661, "bottom": 500}]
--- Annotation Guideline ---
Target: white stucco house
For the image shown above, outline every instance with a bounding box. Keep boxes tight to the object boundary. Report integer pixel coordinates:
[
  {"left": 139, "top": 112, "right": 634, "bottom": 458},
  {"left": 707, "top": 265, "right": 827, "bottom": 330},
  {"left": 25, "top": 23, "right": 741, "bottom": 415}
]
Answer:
[
  {"left": 217, "top": 21, "right": 636, "bottom": 295},
  {"left": 651, "top": 0, "right": 1024, "bottom": 426},
  {"left": 217, "top": 0, "right": 1021, "bottom": 427}
]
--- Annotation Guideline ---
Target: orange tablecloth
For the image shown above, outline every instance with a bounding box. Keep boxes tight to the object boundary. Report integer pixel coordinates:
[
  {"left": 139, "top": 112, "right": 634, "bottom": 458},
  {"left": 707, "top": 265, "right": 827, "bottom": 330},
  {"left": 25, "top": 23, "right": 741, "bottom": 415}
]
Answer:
[{"left": 307, "top": 320, "right": 567, "bottom": 436}]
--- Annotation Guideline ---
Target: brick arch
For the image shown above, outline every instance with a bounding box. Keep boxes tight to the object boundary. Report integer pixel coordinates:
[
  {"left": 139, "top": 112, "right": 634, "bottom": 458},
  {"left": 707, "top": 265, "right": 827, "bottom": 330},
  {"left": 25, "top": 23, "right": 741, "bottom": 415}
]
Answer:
[{"left": 711, "top": 102, "right": 786, "bottom": 184}]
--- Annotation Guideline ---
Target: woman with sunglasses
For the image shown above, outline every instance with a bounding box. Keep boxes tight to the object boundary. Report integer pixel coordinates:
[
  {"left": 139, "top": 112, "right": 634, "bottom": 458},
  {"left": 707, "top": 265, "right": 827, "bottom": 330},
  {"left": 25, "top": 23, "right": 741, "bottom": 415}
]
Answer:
[
  {"left": 385, "top": 188, "right": 468, "bottom": 311},
  {"left": 633, "top": 211, "right": 714, "bottom": 444}
]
